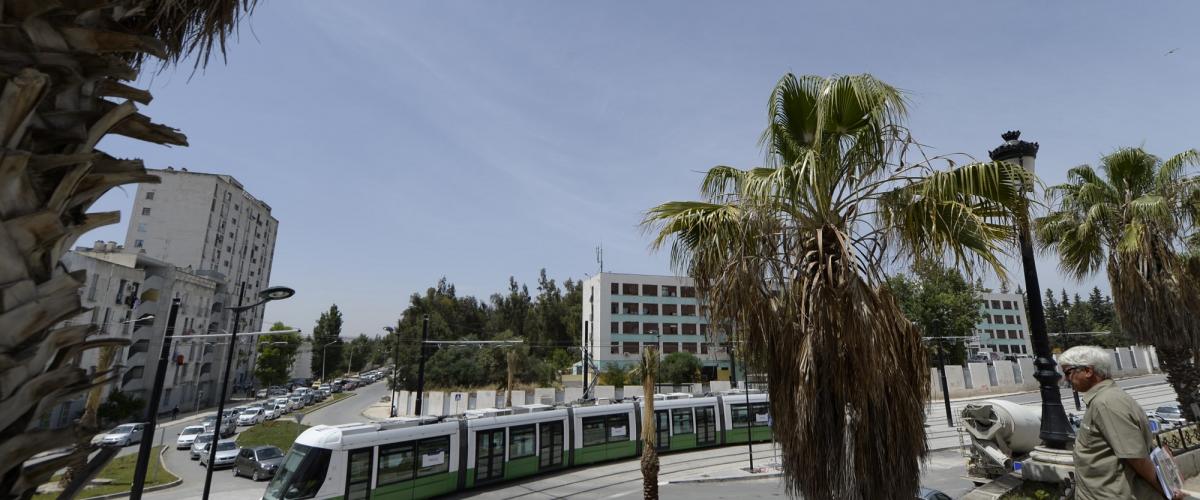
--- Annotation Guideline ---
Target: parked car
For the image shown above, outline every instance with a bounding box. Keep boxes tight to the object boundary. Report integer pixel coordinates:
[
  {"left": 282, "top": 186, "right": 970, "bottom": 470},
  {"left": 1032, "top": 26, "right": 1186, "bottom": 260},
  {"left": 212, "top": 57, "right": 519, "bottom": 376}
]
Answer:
[
  {"left": 237, "top": 407, "right": 265, "bottom": 426},
  {"left": 255, "top": 388, "right": 269, "bottom": 399},
  {"left": 288, "top": 396, "right": 305, "bottom": 410},
  {"left": 233, "top": 445, "right": 286, "bottom": 481},
  {"left": 263, "top": 405, "right": 280, "bottom": 420},
  {"left": 200, "top": 440, "right": 239, "bottom": 468},
  {"left": 175, "top": 425, "right": 206, "bottom": 449},
  {"left": 190, "top": 434, "right": 216, "bottom": 460},
  {"left": 1156, "top": 405, "right": 1187, "bottom": 428},
  {"left": 917, "top": 487, "right": 953, "bottom": 500},
  {"left": 99, "top": 423, "right": 145, "bottom": 447},
  {"left": 268, "top": 386, "right": 288, "bottom": 397}
]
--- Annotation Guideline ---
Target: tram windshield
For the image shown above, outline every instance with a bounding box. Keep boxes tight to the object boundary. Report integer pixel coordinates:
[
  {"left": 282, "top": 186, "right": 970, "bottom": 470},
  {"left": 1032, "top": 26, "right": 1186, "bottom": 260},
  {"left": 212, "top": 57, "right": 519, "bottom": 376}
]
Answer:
[{"left": 263, "top": 444, "right": 331, "bottom": 500}]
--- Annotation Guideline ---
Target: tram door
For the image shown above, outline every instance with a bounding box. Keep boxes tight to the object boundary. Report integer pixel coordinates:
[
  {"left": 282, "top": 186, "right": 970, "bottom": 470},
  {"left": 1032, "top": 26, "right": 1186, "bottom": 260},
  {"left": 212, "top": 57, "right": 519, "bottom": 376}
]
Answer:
[
  {"left": 475, "top": 429, "right": 506, "bottom": 483},
  {"left": 695, "top": 406, "right": 718, "bottom": 445},
  {"left": 539, "top": 421, "right": 564, "bottom": 469},
  {"left": 655, "top": 410, "right": 671, "bottom": 450}
]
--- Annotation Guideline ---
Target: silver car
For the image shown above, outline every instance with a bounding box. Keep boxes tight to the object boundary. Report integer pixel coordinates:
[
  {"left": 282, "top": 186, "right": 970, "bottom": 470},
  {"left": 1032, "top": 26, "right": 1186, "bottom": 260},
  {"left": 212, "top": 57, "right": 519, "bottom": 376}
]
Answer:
[
  {"left": 99, "top": 423, "right": 145, "bottom": 447},
  {"left": 200, "top": 440, "right": 239, "bottom": 468},
  {"left": 175, "top": 425, "right": 206, "bottom": 449},
  {"left": 190, "top": 434, "right": 216, "bottom": 460}
]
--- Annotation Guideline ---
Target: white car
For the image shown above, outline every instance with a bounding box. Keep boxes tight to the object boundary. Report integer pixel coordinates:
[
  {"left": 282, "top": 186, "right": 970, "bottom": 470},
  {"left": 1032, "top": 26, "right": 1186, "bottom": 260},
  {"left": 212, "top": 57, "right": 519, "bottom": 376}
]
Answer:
[
  {"left": 237, "top": 407, "right": 264, "bottom": 426},
  {"left": 288, "top": 396, "right": 304, "bottom": 410},
  {"left": 99, "top": 423, "right": 145, "bottom": 447},
  {"left": 190, "top": 433, "right": 217, "bottom": 460},
  {"left": 272, "top": 398, "right": 291, "bottom": 414},
  {"left": 200, "top": 440, "right": 239, "bottom": 468},
  {"left": 175, "top": 425, "right": 206, "bottom": 449},
  {"left": 263, "top": 405, "right": 280, "bottom": 420}
]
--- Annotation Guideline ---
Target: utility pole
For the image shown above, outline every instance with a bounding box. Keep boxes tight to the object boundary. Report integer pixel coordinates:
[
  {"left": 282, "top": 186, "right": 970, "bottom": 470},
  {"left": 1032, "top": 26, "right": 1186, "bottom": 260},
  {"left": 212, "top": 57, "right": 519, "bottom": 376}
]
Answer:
[
  {"left": 582, "top": 321, "right": 589, "bottom": 400},
  {"left": 130, "top": 298, "right": 180, "bottom": 500},
  {"left": 506, "top": 349, "right": 517, "bottom": 407},
  {"left": 414, "top": 315, "right": 429, "bottom": 416}
]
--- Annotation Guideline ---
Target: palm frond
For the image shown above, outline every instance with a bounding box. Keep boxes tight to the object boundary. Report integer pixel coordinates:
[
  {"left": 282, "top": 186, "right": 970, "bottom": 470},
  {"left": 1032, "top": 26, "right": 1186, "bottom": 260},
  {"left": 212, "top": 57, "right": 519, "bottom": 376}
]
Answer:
[{"left": 132, "top": 0, "right": 260, "bottom": 69}]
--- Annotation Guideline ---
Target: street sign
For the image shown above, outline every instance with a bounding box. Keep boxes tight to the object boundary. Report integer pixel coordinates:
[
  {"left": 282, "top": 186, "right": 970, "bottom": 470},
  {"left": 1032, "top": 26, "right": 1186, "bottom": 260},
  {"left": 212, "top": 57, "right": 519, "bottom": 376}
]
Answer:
[{"left": 454, "top": 394, "right": 462, "bottom": 401}]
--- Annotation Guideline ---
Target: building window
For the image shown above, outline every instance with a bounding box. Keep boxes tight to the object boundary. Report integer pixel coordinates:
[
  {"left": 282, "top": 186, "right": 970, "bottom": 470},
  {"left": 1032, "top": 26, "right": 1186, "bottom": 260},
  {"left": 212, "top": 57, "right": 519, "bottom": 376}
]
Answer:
[
  {"left": 662, "top": 286, "right": 678, "bottom": 297},
  {"left": 141, "top": 207, "right": 151, "bottom": 215},
  {"left": 642, "top": 303, "right": 659, "bottom": 315},
  {"left": 991, "top": 300, "right": 1001, "bottom": 309},
  {"left": 681, "top": 305, "right": 696, "bottom": 316},
  {"left": 611, "top": 283, "right": 619, "bottom": 295},
  {"left": 610, "top": 322, "right": 618, "bottom": 334},
  {"left": 663, "top": 304, "right": 678, "bottom": 316},
  {"left": 641, "top": 284, "right": 658, "bottom": 296},
  {"left": 610, "top": 343, "right": 619, "bottom": 354},
  {"left": 622, "top": 303, "right": 639, "bottom": 315},
  {"left": 701, "top": 343, "right": 709, "bottom": 354},
  {"left": 682, "top": 323, "right": 697, "bottom": 335},
  {"left": 665, "top": 323, "right": 679, "bottom": 335},
  {"left": 663, "top": 343, "right": 678, "bottom": 353},
  {"left": 622, "top": 283, "right": 639, "bottom": 296},
  {"left": 681, "top": 286, "right": 696, "bottom": 298},
  {"left": 699, "top": 324, "right": 708, "bottom": 336},
  {"left": 1016, "top": 316, "right": 1022, "bottom": 324},
  {"left": 137, "top": 223, "right": 147, "bottom": 233},
  {"left": 134, "top": 239, "right": 144, "bottom": 247},
  {"left": 1003, "top": 301, "right": 1014, "bottom": 310},
  {"left": 623, "top": 342, "right": 639, "bottom": 354},
  {"left": 642, "top": 322, "right": 659, "bottom": 335},
  {"left": 145, "top": 191, "right": 155, "bottom": 200},
  {"left": 87, "top": 273, "right": 99, "bottom": 301},
  {"left": 1006, "top": 315, "right": 1015, "bottom": 324},
  {"left": 623, "top": 322, "right": 638, "bottom": 334},
  {"left": 682, "top": 342, "right": 697, "bottom": 353},
  {"left": 611, "top": 302, "right": 618, "bottom": 314}
]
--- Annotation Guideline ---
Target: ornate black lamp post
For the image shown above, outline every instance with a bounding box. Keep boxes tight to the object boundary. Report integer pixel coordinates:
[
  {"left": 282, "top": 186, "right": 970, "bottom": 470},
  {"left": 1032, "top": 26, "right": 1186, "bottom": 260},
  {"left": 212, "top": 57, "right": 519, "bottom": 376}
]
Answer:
[{"left": 989, "top": 131, "right": 1073, "bottom": 449}]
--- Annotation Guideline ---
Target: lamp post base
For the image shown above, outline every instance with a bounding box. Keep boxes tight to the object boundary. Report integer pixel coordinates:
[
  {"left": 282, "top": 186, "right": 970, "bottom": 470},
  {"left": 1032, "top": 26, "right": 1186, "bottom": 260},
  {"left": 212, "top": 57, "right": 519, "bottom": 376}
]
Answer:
[{"left": 1021, "top": 445, "right": 1075, "bottom": 483}]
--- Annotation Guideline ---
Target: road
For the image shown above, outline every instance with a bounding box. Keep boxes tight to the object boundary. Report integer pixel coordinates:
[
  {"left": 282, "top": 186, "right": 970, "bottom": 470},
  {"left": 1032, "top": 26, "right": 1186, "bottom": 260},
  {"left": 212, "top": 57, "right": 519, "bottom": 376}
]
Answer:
[
  {"left": 125, "top": 381, "right": 391, "bottom": 500},
  {"left": 105, "top": 374, "right": 1173, "bottom": 499}
]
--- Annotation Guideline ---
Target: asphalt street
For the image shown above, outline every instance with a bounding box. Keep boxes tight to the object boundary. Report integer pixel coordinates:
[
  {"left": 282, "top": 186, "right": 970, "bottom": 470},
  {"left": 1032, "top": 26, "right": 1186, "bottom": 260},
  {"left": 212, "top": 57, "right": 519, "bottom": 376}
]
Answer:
[{"left": 102, "top": 373, "right": 1173, "bottom": 499}]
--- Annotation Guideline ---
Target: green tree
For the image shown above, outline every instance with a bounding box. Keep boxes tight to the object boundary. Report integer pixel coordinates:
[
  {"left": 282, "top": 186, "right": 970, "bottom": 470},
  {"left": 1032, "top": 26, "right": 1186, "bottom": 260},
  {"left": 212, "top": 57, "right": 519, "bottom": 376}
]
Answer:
[
  {"left": 345, "top": 334, "right": 374, "bottom": 373},
  {"left": 887, "top": 261, "right": 983, "bottom": 365},
  {"left": 660, "top": 352, "right": 703, "bottom": 384},
  {"left": 255, "top": 322, "right": 302, "bottom": 387},
  {"left": 1044, "top": 289, "right": 1067, "bottom": 334},
  {"left": 311, "top": 305, "right": 345, "bottom": 380},
  {"left": 1037, "top": 146, "right": 1200, "bottom": 420},
  {"left": 598, "top": 363, "right": 629, "bottom": 387},
  {"left": 1065, "top": 293, "right": 1095, "bottom": 333},
  {"left": 643, "top": 74, "right": 1031, "bottom": 498}
]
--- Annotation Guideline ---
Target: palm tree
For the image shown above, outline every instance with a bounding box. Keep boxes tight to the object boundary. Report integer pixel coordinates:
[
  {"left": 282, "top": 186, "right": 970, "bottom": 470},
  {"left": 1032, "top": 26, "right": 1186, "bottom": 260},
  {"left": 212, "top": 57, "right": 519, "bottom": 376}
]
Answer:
[
  {"left": 0, "top": 2, "right": 256, "bottom": 496},
  {"left": 639, "top": 347, "right": 660, "bottom": 500},
  {"left": 1036, "top": 147, "right": 1200, "bottom": 419},
  {"left": 643, "top": 73, "right": 1031, "bottom": 499}
]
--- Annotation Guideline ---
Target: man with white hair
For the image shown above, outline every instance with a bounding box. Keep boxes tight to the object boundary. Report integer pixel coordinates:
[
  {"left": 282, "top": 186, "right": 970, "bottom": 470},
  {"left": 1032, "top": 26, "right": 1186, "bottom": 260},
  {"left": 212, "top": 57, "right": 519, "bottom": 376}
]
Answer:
[{"left": 1059, "top": 345, "right": 1180, "bottom": 499}]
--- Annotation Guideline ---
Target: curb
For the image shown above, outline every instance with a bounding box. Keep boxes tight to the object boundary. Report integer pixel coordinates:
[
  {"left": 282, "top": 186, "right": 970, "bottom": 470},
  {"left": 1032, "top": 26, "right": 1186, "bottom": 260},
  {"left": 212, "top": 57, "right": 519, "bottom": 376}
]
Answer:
[
  {"left": 302, "top": 392, "right": 356, "bottom": 415},
  {"left": 79, "top": 447, "right": 182, "bottom": 500},
  {"left": 663, "top": 471, "right": 783, "bottom": 485}
]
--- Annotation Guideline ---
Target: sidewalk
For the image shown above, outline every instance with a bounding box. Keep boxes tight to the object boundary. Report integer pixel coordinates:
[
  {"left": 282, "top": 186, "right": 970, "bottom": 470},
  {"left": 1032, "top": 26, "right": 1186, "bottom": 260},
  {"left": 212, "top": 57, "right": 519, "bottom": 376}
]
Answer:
[{"left": 943, "top": 373, "right": 1164, "bottom": 404}]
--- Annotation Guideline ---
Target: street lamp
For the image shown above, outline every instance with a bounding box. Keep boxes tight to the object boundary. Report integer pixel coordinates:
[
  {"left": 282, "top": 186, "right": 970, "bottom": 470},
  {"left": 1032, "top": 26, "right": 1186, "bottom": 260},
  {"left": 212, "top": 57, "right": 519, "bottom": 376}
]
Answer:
[
  {"left": 989, "top": 131, "right": 1073, "bottom": 449},
  {"left": 321, "top": 340, "right": 342, "bottom": 383},
  {"left": 384, "top": 326, "right": 400, "bottom": 417},
  {"left": 129, "top": 299, "right": 181, "bottom": 500},
  {"left": 201, "top": 284, "right": 295, "bottom": 500}
]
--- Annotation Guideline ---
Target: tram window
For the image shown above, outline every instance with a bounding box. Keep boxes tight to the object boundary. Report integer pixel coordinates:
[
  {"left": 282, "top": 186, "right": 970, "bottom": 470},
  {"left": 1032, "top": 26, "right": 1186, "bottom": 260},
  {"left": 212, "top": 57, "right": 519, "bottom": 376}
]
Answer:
[
  {"left": 263, "top": 444, "right": 331, "bottom": 500},
  {"left": 346, "top": 448, "right": 372, "bottom": 500},
  {"left": 510, "top": 425, "right": 536, "bottom": 458},
  {"left": 732, "top": 403, "right": 770, "bottom": 428},
  {"left": 582, "top": 417, "right": 607, "bottom": 446},
  {"left": 606, "top": 414, "right": 630, "bottom": 442},
  {"left": 377, "top": 442, "right": 416, "bottom": 486},
  {"left": 416, "top": 436, "right": 450, "bottom": 478},
  {"left": 672, "top": 409, "right": 694, "bottom": 435}
]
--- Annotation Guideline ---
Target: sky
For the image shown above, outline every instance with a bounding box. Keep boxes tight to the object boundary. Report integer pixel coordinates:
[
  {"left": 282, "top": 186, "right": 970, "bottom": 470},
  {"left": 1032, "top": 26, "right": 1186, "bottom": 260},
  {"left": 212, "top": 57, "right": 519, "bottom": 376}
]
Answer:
[{"left": 83, "top": 1, "right": 1200, "bottom": 338}]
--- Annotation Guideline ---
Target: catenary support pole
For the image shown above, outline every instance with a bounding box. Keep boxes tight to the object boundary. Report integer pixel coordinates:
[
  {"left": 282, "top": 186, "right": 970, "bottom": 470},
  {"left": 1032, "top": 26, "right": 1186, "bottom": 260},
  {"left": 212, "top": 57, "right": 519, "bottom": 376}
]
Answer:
[{"left": 202, "top": 282, "right": 246, "bottom": 499}]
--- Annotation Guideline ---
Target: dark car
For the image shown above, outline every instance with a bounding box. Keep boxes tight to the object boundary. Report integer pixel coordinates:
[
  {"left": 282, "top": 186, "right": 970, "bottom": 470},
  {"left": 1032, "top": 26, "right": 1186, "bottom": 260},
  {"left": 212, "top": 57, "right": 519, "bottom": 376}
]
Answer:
[
  {"left": 233, "top": 445, "right": 285, "bottom": 481},
  {"left": 918, "top": 487, "right": 952, "bottom": 500}
]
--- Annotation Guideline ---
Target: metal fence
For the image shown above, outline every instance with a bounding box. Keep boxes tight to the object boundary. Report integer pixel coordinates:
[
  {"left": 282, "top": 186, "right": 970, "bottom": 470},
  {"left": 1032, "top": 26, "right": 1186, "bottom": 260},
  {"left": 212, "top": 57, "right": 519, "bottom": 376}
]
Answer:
[{"left": 1154, "top": 422, "right": 1200, "bottom": 455}]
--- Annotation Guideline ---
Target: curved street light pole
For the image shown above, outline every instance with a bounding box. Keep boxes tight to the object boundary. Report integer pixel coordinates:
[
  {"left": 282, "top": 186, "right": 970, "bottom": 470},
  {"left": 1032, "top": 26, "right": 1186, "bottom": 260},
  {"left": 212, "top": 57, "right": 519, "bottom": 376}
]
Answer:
[{"left": 200, "top": 285, "right": 295, "bottom": 500}]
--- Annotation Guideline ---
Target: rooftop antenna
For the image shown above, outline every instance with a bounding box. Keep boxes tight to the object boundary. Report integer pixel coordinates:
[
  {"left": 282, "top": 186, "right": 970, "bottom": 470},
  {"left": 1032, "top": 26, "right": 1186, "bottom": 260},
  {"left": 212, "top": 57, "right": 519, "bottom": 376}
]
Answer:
[{"left": 595, "top": 245, "right": 604, "bottom": 274}]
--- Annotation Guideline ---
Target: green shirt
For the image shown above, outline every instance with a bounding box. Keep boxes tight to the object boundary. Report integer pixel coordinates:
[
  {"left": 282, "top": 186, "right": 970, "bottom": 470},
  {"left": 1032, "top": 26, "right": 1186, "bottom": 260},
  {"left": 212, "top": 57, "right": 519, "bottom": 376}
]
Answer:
[{"left": 1073, "top": 379, "right": 1161, "bottom": 499}]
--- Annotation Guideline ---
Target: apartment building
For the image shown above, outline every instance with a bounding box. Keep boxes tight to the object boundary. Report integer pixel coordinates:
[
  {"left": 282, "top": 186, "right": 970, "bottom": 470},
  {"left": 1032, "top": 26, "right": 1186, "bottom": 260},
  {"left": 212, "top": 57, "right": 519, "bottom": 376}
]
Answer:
[
  {"left": 42, "top": 244, "right": 223, "bottom": 428},
  {"left": 580, "top": 273, "right": 733, "bottom": 381},
  {"left": 971, "top": 292, "right": 1034, "bottom": 357},
  {"left": 124, "top": 167, "right": 279, "bottom": 386}
]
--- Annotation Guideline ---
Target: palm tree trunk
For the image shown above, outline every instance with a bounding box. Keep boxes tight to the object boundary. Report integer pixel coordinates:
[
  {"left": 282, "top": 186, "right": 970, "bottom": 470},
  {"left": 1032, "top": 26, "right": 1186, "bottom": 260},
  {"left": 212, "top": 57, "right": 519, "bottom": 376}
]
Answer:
[
  {"left": 1157, "top": 344, "right": 1200, "bottom": 421},
  {"left": 59, "top": 346, "right": 117, "bottom": 488},
  {"left": 640, "top": 347, "right": 659, "bottom": 500}
]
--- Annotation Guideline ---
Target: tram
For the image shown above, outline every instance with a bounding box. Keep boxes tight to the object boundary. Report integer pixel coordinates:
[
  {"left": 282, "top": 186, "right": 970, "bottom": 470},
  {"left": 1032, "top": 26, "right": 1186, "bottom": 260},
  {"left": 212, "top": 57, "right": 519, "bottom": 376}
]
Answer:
[{"left": 262, "top": 392, "right": 769, "bottom": 499}]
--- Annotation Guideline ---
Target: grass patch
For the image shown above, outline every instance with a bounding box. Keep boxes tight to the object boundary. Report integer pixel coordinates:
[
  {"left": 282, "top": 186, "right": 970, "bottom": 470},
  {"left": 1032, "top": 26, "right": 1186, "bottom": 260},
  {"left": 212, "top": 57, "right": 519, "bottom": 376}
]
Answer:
[
  {"left": 299, "top": 392, "right": 351, "bottom": 414},
  {"left": 34, "top": 446, "right": 177, "bottom": 500},
  {"left": 236, "top": 420, "right": 311, "bottom": 452}
]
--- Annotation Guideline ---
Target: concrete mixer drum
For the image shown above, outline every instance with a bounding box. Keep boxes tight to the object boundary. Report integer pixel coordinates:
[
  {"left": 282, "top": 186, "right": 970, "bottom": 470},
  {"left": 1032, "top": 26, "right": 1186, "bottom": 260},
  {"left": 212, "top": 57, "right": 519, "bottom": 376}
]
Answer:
[{"left": 959, "top": 399, "right": 1042, "bottom": 481}]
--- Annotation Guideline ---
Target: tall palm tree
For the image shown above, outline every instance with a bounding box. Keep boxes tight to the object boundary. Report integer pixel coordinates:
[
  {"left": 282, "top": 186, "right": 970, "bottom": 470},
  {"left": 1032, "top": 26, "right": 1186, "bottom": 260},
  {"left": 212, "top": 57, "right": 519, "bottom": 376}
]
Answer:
[
  {"left": 639, "top": 347, "right": 660, "bottom": 500},
  {"left": 1036, "top": 147, "right": 1200, "bottom": 419},
  {"left": 0, "top": 1, "right": 255, "bottom": 497},
  {"left": 643, "top": 73, "right": 1031, "bottom": 499}
]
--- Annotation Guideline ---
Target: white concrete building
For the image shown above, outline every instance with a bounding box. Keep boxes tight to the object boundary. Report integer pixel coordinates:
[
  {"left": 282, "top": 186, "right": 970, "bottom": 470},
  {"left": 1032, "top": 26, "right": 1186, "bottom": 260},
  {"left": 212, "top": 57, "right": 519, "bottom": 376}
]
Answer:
[
  {"left": 580, "top": 272, "right": 733, "bottom": 381},
  {"left": 971, "top": 292, "right": 1034, "bottom": 357},
  {"left": 124, "top": 167, "right": 279, "bottom": 386}
]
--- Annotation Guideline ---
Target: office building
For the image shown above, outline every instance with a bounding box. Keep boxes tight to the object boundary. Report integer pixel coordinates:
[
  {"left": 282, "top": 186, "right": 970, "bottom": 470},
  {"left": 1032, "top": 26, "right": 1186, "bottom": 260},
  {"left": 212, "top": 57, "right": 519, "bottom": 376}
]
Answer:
[
  {"left": 971, "top": 292, "right": 1034, "bottom": 357},
  {"left": 580, "top": 272, "right": 733, "bottom": 381}
]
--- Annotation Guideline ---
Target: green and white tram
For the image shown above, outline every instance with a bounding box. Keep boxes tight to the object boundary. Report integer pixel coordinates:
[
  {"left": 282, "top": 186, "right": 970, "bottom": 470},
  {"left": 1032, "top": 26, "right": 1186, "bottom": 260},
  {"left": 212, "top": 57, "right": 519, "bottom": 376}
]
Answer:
[{"left": 263, "top": 392, "right": 771, "bottom": 499}]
